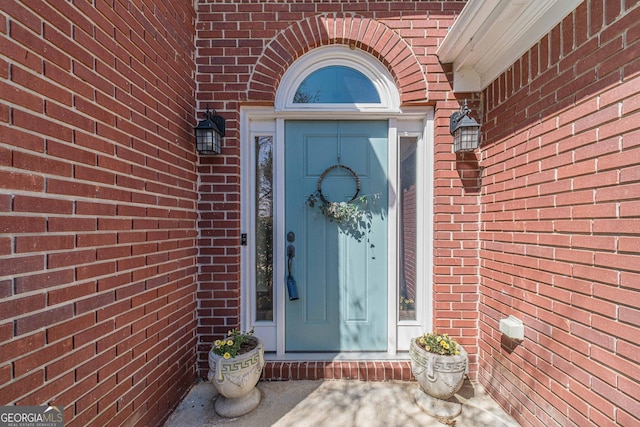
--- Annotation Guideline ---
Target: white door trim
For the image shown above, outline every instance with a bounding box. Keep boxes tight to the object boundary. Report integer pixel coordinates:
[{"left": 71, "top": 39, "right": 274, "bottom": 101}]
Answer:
[{"left": 240, "top": 107, "right": 433, "bottom": 356}]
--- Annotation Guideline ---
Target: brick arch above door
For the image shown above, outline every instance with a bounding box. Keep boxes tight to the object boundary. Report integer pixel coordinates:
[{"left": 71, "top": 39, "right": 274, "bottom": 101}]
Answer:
[{"left": 248, "top": 13, "right": 427, "bottom": 104}]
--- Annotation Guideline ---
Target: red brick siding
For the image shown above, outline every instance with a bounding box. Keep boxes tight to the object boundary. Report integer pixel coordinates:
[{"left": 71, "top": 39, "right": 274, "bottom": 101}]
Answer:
[
  {"left": 479, "top": 1, "right": 640, "bottom": 425},
  {"left": 432, "top": 95, "right": 482, "bottom": 378},
  {"left": 1, "top": 2, "right": 198, "bottom": 426},
  {"left": 195, "top": 0, "right": 479, "bottom": 377},
  {"left": 262, "top": 360, "right": 413, "bottom": 382}
]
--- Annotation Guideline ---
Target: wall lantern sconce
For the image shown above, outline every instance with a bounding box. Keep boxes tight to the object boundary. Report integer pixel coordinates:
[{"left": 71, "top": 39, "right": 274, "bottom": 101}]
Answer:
[
  {"left": 194, "top": 107, "right": 225, "bottom": 155},
  {"left": 450, "top": 100, "right": 481, "bottom": 153}
]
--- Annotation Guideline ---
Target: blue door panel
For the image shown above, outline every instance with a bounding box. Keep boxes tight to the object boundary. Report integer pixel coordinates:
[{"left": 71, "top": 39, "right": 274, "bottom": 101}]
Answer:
[{"left": 285, "top": 120, "right": 388, "bottom": 352}]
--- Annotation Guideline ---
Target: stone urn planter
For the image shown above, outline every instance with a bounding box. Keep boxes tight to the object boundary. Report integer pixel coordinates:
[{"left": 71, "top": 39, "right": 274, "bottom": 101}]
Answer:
[
  {"left": 409, "top": 335, "right": 468, "bottom": 419},
  {"left": 207, "top": 334, "right": 265, "bottom": 418}
]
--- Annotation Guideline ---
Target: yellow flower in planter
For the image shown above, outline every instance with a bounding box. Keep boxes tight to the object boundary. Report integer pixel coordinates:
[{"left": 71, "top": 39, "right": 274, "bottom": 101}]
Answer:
[
  {"left": 415, "top": 331, "right": 460, "bottom": 356},
  {"left": 211, "top": 329, "right": 256, "bottom": 359}
]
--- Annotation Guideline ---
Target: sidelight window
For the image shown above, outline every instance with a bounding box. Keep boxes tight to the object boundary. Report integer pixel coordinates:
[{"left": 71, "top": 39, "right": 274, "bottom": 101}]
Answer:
[
  {"left": 399, "top": 136, "right": 418, "bottom": 321},
  {"left": 255, "top": 136, "right": 274, "bottom": 321}
]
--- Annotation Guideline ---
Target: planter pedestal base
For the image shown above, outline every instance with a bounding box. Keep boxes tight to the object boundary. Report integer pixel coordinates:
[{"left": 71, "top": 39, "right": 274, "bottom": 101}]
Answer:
[
  {"left": 414, "top": 388, "right": 462, "bottom": 419},
  {"left": 215, "top": 387, "right": 261, "bottom": 418}
]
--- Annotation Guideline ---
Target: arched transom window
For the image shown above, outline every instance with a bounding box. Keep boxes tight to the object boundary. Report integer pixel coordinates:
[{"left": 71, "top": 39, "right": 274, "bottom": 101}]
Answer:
[
  {"left": 276, "top": 45, "right": 400, "bottom": 112},
  {"left": 293, "top": 65, "right": 381, "bottom": 104}
]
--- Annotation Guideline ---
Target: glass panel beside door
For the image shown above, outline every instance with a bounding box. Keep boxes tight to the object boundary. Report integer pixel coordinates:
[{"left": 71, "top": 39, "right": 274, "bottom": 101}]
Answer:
[
  {"left": 255, "top": 136, "right": 274, "bottom": 321},
  {"left": 399, "top": 136, "right": 417, "bottom": 322}
]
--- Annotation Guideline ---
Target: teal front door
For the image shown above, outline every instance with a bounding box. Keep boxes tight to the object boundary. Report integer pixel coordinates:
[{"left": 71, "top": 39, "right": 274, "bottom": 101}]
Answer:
[{"left": 285, "top": 121, "right": 388, "bottom": 351}]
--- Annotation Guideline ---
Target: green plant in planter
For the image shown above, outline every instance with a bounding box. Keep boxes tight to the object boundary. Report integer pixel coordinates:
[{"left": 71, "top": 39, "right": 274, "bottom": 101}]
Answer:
[
  {"left": 212, "top": 328, "right": 255, "bottom": 359},
  {"left": 415, "top": 331, "right": 460, "bottom": 356}
]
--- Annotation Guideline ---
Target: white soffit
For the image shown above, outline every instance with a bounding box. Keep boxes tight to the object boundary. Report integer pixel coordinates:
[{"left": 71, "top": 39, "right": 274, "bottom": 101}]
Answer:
[{"left": 436, "top": 0, "right": 584, "bottom": 92}]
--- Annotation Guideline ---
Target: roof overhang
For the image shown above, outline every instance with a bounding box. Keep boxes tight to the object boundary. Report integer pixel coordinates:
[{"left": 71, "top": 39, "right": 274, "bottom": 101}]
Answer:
[{"left": 436, "top": 0, "right": 584, "bottom": 92}]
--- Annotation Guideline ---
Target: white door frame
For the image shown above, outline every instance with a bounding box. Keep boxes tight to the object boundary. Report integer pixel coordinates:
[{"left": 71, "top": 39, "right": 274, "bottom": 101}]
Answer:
[
  {"left": 240, "top": 45, "right": 433, "bottom": 356},
  {"left": 240, "top": 107, "right": 433, "bottom": 356}
]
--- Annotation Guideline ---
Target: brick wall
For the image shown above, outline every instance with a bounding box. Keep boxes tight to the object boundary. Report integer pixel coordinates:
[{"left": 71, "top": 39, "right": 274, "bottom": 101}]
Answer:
[
  {"left": 479, "top": 1, "right": 640, "bottom": 425},
  {"left": 1, "top": 2, "right": 198, "bottom": 426},
  {"left": 194, "top": 0, "right": 481, "bottom": 376}
]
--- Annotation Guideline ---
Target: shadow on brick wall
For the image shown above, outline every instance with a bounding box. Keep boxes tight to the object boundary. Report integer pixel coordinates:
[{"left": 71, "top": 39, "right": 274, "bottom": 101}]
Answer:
[{"left": 456, "top": 152, "right": 482, "bottom": 194}]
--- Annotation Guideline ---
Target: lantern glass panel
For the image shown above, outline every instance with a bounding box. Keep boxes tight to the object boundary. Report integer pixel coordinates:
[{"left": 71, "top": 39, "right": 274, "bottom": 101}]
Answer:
[
  {"left": 196, "top": 128, "right": 221, "bottom": 154},
  {"left": 453, "top": 126, "right": 480, "bottom": 153}
]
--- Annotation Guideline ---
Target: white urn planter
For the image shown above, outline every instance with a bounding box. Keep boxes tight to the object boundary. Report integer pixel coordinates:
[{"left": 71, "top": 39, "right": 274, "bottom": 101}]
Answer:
[
  {"left": 207, "top": 336, "right": 265, "bottom": 418},
  {"left": 409, "top": 337, "right": 468, "bottom": 418}
]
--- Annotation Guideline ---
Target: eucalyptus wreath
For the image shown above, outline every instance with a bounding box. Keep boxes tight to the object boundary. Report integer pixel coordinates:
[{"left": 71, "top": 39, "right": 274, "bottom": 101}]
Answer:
[
  {"left": 305, "top": 164, "right": 377, "bottom": 225},
  {"left": 305, "top": 164, "right": 381, "bottom": 241},
  {"left": 306, "top": 192, "right": 373, "bottom": 224}
]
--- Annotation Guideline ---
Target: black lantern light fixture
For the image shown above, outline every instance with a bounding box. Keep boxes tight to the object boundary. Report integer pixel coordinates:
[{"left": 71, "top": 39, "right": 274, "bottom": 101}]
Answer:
[
  {"left": 194, "top": 106, "right": 225, "bottom": 155},
  {"left": 449, "top": 100, "right": 481, "bottom": 153}
]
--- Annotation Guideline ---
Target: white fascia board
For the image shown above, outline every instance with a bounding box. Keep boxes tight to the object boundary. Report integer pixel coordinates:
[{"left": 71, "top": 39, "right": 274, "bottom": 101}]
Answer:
[{"left": 437, "top": 0, "right": 584, "bottom": 92}]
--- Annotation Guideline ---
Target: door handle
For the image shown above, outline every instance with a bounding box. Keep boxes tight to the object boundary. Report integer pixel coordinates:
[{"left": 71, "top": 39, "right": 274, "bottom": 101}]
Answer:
[
  {"left": 287, "top": 276, "right": 299, "bottom": 301},
  {"left": 286, "top": 244, "right": 299, "bottom": 300}
]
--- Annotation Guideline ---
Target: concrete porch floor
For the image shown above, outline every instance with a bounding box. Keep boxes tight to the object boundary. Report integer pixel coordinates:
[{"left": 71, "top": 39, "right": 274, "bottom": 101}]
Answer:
[{"left": 164, "top": 379, "right": 519, "bottom": 427}]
